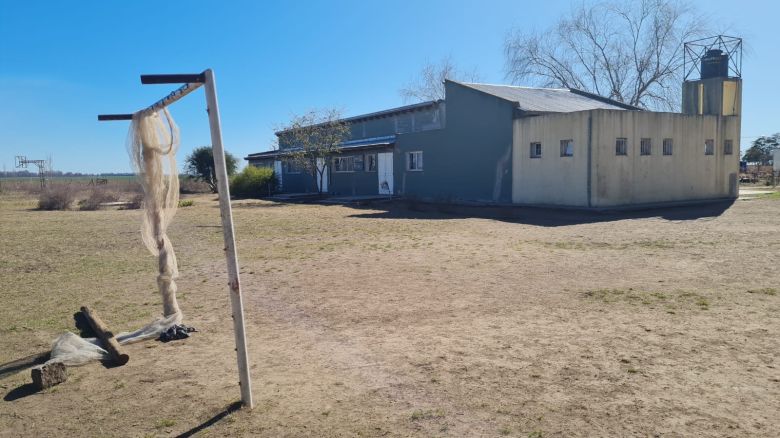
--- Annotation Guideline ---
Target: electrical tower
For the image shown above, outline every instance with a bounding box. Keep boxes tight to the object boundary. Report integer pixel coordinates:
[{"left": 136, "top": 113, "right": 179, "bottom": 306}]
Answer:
[{"left": 15, "top": 155, "right": 49, "bottom": 189}]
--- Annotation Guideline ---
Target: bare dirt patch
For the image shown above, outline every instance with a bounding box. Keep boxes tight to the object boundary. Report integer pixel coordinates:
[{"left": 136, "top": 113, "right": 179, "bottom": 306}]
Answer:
[{"left": 1, "top": 191, "right": 779, "bottom": 437}]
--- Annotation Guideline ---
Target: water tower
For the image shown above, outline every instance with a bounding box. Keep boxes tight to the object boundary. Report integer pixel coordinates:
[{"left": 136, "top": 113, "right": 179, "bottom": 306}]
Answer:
[{"left": 682, "top": 35, "right": 742, "bottom": 116}]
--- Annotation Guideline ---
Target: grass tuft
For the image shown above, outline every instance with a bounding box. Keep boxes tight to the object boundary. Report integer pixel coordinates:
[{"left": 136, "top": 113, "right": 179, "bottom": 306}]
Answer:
[
  {"left": 410, "top": 408, "right": 445, "bottom": 421},
  {"left": 155, "top": 419, "right": 176, "bottom": 429}
]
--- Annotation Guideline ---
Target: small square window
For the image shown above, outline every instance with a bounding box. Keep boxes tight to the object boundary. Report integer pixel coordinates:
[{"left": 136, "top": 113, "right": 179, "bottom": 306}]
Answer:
[
  {"left": 724, "top": 139, "right": 733, "bottom": 155},
  {"left": 560, "top": 139, "right": 574, "bottom": 157},
  {"left": 530, "top": 142, "right": 542, "bottom": 158},
  {"left": 663, "top": 138, "right": 673, "bottom": 155},
  {"left": 640, "top": 138, "right": 652, "bottom": 156},
  {"left": 705, "top": 139, "right": 715, "bottom": 155},
  {"left": 616, "top": 138, "right": 628, "bottom": 156},
  {"left": 366, "top": 154, "right": 377, "bottom": 172},
  {"left": 407, "top": 151, "right": 423, "bottom": 171}
]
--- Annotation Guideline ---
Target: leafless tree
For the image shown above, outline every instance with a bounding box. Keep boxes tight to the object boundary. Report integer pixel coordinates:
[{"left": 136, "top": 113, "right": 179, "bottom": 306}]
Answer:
[
  {"left": 400, "top": 56, "right": 481, "bottom": 103},
  {"left": 504, "top": 0, "right": 708, "bottom": 111},
  {"left": 275, "top": 109, "right": 350, "bottom": 194}
]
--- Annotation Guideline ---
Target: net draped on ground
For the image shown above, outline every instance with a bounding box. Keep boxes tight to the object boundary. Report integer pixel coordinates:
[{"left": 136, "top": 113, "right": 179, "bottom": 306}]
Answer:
[{"left": 47, "top": 109, "right": 184, "bottom": 366}]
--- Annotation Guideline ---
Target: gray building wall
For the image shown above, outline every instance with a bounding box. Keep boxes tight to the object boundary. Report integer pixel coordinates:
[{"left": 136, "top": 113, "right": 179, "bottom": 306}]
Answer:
[
  {"left": 394, "top": 81, "right": 514, "bottom": 202},
  {"left": 590, "top": 110, "right": 740, "bottom": 207},
  {"left": 280, "top": 166, "right": 317, "bottom": 193},
  {"left": 512, "top": 109, "right": 740, "bottom": 208},
  {"left": 513, "top": 111, "right": 591, "bottom": 206}
]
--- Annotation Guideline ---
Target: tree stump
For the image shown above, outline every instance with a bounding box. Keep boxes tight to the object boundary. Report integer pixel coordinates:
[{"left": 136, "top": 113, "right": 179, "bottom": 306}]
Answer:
[{"left": 31, "top": 362, "right": 67, "bottom": 390}]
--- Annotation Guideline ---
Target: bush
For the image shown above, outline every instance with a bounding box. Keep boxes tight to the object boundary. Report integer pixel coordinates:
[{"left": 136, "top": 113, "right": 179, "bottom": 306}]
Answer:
[
  {"left": 179, "top": 176, "right": 211, "bottom": 194},
  {"left": 178, "top": 199, "right": 194, "bottom": 208},
  {"left": 79, "top": 188, "right": 119, "bottom": 211},
  {"left": 38, "top": 185, "right": 77, "bottom": 210},
  {"left": 230, "top": 166, "right": 278, "bottom": 198},
  {"left": 122, "top": 193, "right": 144, "bottom": 210}
]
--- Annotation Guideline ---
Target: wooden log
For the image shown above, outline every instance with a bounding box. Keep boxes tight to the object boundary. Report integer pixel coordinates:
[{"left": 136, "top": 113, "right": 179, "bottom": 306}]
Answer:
[
  {"left": 79, "top": 306, "right": 129, "bottom": 366},
  {"left": 31, "top": 362, "right": 67, "bottom": 390}
]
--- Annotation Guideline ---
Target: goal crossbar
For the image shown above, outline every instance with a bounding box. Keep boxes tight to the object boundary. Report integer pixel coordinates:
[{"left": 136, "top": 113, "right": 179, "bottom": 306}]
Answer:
[
  {"left": 98, "top": 76, "right": 205, "bottom": 121},
  {"left": 97, "top": 69, "right": 254, "bottom": 409}
]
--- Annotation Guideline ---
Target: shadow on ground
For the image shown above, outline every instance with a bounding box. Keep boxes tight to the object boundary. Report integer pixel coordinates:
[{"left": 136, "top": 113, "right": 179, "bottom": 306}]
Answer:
[
  {"left": 3, "top": 383, "right": 41, "bottom": 402},
  {"left": 175, "top": 401, "right": 243, "bottom": 438},
  {"left": 346, "top": 199, "right": 735, "bottom": 227}
]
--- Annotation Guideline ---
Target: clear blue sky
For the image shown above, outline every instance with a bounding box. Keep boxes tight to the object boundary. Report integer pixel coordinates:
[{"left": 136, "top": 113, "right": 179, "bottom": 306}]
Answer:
[{"left": 0, "top": 0, "right": 777, "bottom": 173}]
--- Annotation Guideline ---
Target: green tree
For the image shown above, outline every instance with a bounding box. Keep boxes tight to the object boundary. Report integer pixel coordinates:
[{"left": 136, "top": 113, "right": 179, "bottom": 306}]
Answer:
[
  {"left": 275, "top": 109, "right": 350, "bottom": 194},
  {"left": 742, "top": 134, "right": 780, "bottom": 165},
  {"left": 183, "top": 146, "right": 238, "bottom": 193}
]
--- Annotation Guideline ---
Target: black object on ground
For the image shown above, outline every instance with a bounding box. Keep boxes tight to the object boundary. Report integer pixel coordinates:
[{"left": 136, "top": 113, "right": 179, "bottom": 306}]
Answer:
[{"left": 159, "top": 324, "right": 198, "bottom": 342}]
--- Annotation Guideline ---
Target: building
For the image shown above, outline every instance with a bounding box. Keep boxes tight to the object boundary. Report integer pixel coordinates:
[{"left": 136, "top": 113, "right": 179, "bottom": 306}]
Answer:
[{"left": 246, "top": 43, "right": 741, "bottom": 208}]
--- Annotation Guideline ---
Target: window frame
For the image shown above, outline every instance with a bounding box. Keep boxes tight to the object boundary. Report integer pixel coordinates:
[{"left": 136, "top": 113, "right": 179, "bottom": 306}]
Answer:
[
  {"left": 640, "top": 138, "right": 652, "bottom": 156},
  {"left": 333, "top": 156, "right": 355, "bottom": 173},
  {"left": 663, "top": 138, "right": 673, "bottom": 156},
  {"left": 724, "top": 139, "right": 733, "bottom": 155},
  {"left": 704, "top": 139, "right": 715, "bottom": 155},
  {"left": 615, "top": 137, "right": 628, "bottom": 156},
  {"left": 407, "top": 151, "right": 424, "bottom": 171},
  {"left": 560, "top": 139, "right": 574, "bottom": 157},
  {"left": 366, "top": 153, "right": 377, "bottom": 172},
  {"left": 284, "top": 160, "right": 301, "bottom": 174},
  {"left": 530, "top": 142, "right": 542, "bottom": 159}
]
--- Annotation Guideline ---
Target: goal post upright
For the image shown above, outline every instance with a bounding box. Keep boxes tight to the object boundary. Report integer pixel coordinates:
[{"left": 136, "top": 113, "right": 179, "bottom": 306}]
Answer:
[
  {"left": 202, "top": 69, "right": 254, "bottom": 409},
  {"left": 97, "top": 69, "right": 254, "bottom": 409}
]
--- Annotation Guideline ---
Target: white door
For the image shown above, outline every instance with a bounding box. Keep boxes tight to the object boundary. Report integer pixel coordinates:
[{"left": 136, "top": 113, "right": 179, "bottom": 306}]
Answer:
[
  {"left": 273, "top": 160, "right": 283, "bottom": 190},
  {"left": 378, "top": 152, "right": 393, "bottom": 195},
  {"left": 316, "top": 157, "right": 328, "bottom": 193}
]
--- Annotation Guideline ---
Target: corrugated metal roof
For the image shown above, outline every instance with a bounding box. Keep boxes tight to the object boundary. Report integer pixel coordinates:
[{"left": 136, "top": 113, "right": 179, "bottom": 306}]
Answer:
[
  {"left": 245, "top": 135, "right": 395, "bottom": 160},
  {"left": 456, "top": 82, "right": 638, "bottom": 112},
  {"left": 274, "top": 101, "right": 442, "bottom": 135}
]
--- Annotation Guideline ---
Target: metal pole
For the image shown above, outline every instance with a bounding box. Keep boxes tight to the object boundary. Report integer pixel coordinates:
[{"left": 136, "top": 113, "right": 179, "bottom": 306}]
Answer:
[{"left": 202, "top": 69, "right": 254, "bottom": 409}]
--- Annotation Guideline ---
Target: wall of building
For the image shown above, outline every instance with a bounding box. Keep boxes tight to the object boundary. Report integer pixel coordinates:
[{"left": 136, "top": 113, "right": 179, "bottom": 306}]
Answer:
[
  {"left": 590, "top": 110, "right": 739, "bottom": 207},
  {"left": 279, "top": 165, "right": 317, "bottom": 193},
  {"left": 327, "top": 150, "right": 388, "bottom": 196},
  {"left": 395, "top": 81, "right": 514, "bottom": 202},
  {"left": 512, "top": 109, "right": 740, "bottom": 208},
  {"left": 682, "top": 78, "right": 742, "bottom": 117},
  {"left": 512, "top": 112, "right": 591, "bottom": 206}
]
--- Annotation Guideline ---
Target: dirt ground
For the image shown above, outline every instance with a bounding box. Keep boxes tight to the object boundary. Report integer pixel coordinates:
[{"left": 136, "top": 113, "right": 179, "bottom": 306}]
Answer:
[{"left": 1, "top": 191, "right": 778, "bottom": 437}]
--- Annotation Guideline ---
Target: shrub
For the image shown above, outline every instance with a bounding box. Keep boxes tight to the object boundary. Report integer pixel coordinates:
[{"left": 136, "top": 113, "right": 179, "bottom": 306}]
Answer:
[
  {"left": 122, "top": 193, "right": 144, "bottom": 210},
  {"left": 79, "top": 188, "right": 119, "bottom": 211},
  {"left": 230, "top": 166, "right": 278, "bottom": 198},
  {"left": 178, "top": 199, "right": 194, "bottom": 208},
  {"left": 179, "top": 176, "right": 211, "bottom": 194},
  {"left": 38, "top": 185, "right": 77, "bottom": 210}
]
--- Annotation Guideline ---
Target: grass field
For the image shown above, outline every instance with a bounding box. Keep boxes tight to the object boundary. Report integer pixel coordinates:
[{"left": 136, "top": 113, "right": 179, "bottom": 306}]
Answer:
[{"left": 1, "top": 191, "right": 779, "bottom": 437}]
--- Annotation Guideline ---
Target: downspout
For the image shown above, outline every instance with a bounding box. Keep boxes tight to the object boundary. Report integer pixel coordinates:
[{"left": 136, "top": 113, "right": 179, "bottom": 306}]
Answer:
[{"left": 587, "top": 114, "right": 593, "bottom": 208}]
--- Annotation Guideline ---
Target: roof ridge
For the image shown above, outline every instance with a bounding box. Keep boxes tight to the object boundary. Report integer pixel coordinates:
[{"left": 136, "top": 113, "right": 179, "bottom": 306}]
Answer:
[{"left": 457, "top": 81, "right": 570, "bottom": 91}]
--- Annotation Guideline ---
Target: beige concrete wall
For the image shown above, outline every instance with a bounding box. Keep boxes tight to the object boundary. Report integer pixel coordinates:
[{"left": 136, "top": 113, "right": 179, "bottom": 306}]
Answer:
[
  {"left": 512, "top": 112, "right": 590, "bottom": 206},
  {"left": 590, "top": 110, "right": 739, "bottom": 207},
  {"left": 512, "top": 109, "right": 740, "bottom": 208}
]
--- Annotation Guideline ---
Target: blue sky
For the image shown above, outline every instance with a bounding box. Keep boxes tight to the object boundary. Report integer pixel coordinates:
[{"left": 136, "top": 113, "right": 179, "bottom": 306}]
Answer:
[{"left": 0, "top": 0, "right": 777, "bottom": 173}]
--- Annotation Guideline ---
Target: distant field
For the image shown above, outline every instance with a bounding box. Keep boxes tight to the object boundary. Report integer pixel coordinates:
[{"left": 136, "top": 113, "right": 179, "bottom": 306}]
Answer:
[
  {"left": 0, "top": 175, "right": 137, "bottom": 192},
  {"left": 1, "top": 191, "right": 779, "bottom": 437}
]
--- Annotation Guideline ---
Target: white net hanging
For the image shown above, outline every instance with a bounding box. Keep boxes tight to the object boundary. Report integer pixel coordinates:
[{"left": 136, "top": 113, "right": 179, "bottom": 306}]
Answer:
[{"left": 47, "top": 108, "right": 184, "bottom": 366}]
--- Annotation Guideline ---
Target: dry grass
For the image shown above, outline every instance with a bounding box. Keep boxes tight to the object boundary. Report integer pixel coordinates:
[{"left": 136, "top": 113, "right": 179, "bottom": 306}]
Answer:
[{"left": 1, "top": 192, "right": 779, "bottom": 437}]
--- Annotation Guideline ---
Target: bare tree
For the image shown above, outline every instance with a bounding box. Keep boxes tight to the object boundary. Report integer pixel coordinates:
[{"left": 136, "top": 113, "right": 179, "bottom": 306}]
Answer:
[
  {"left": 504, "top": 0, "right": 708, "bottom": 111},
  {"left": 400, "top": 56, "right": 481, "bottom": 103},
  {"left": 275, "top": 109, "right": 350, "bottom": 194}
]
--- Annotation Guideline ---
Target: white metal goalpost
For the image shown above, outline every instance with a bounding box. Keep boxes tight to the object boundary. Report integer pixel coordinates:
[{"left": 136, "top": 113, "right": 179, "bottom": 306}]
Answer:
[{"left": 98, "top": 69, "right": 253, "bottom": 408}]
